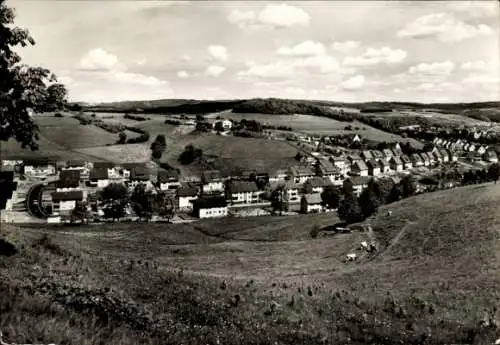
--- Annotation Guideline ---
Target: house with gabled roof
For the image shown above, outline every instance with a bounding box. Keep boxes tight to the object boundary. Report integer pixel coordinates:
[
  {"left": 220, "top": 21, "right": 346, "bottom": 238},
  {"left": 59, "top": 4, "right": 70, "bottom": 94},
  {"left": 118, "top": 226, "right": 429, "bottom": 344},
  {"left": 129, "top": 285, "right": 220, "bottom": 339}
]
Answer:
[
  {"left": 192, "top": 196, "right": 228, "bottom": 218},
  {"left": 424, "top": 152, "right": 436, "bottom": 166},
  {"left": 23, "top": 159, "right": 56, "bottom": 178},
  {"left": 93, "top": 162, "right": 121, "bottom": 180},
  {"left": 316, "top": 160, "right": 343, "bottom": 185},
  {"left": 419, "top": 152, "right": 430, "bottom": 167},
  {"left": 379, "top": 159, "right": 391, "bottom": 174},
  {"left": 303, "top": 177, "right": 333, "bottom": 194},
  {"left": 51, "top": 190, "right": 84, "bottom": 218},
  {"left": 361, "top": 150, "right": 373, "bottom": 161},
  {"left": 330, "top": 155, "right": 349, "bottom": 176},
  {"left": 389, "top": 156, "right": 403, "bottom": 172},
  {"left": 57, "top": 170, "right": 81, "bottom": 192},
  {"left": 410, "top": 153, "right": 424, "bottom": 167},
  {"left": 351, "top": 160, "right": 369, "bottom": 176},
  {"left": 177, "top": 183, "right": 199, "bottom": 212},
  {"left": 268, "top": 168, "right": 288, "bottom": 183},
  {"left": 345, "top": 176, "right": 371, "bottom": 197},
  {"left": 432, "top": 148, "right": 443, "bottom": 163},
  {"left": 401, "top": 154, "right": 412, "bottom": 170},
  {"left": 89, "top": 167, "right": 110, "bottom": 188},
  {"left": 477, "top": 145, "right": 488, "bottom": 155},
  {"left": 366, "top": 159, "right": 381, "bottom": 177},
  {"left": 393, "top": 143, "right": 403, "bottom": 156},
  {"left": 439, "top": 149, "right": 450, "bottom": 163},
  {"left": 289, "top": 165, "right": 315, "bottom": 184},
  {"left": 226, "top": 180, "right": 262, "bottom": 205},
  {"left": 371, "top": 150, "right": 384, "bottom": 161},
  {"left": 158, "top": 169, "right": 181, "bottom": 191},
  {"left": 382, "top": 149, "right": 394, "bottom": 161},
  {"left": 447, "top": 149, "right": 458, "bottom": 162},
  {"left": 452, "top": 139, "right": 464, "bottom": 151},
  {"left": 201, "top": 170, "right": 224, "bottom": 194},
  {"left": 300, "top": 193, "right": 323, "bottom": 214}
]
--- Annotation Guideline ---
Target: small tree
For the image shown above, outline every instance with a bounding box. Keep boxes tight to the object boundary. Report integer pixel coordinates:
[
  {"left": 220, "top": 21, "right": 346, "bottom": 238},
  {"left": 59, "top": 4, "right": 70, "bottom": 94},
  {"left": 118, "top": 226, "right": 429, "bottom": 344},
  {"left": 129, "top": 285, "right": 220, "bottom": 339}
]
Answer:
[
  {"left": 117, "top": 131, "right": 127, "bottom": 144},
  {"left": 45, "top": 83, "right": 68, "bottom": 111},
  {"left": 151, "top": 134, "right": 167, "bottom": 160},
  {"left": 130, "top": 183, "right": 154, "bottom": 221},
  {"left": 321, "top": 185, "right": 341, "bottom": 210},
  {"left": 100, "top": 183, "right": 128, "bottom": 222},
  {"left": 400, "top": 175, "right": 417, "bottom": 198},
  {"left": 71, "top": 201, "right": 90, "bottom": 224},
  {"left": 359, "top": 179, "right": 382, "bottom": 218},
  {"left": 271, "top": 186, "right": 284, "bottom": 216},
  {"left": 488, "top": 163, "right": 500, "bottom": 183},
  {"left": 214, "top": 121, "right": 224, "bottom": 133}
]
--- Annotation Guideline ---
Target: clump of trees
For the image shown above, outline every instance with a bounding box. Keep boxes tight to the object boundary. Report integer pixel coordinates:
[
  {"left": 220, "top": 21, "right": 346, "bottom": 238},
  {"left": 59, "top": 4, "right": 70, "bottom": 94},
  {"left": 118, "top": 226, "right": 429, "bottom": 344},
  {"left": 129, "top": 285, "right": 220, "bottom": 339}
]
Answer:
[
  {"left": 117, "top": 131, "right": 127, "bottom": 144},
  {"left": 124, "top": 113, "right": 147, "bottom": 121},
  {"left": 99, "top": 183, "right": 129, "bottom": 222},
  {"left": 124, "top": 127, "right": 150, "bottom": 144},
  {"left": 462, "top": 163, "right": 500, "bottom": 185},
  {"left": 178, "top": 144, "right": 203, "bottom": 165},
  {"left": 164, "top": 119, "right": 182, "bottom": 125},
  {"left": 131, "top": 184, "right": 175, "bottom": 221},
  {"left": 151, "top": 134, "right": 167, "bottom": 160}
]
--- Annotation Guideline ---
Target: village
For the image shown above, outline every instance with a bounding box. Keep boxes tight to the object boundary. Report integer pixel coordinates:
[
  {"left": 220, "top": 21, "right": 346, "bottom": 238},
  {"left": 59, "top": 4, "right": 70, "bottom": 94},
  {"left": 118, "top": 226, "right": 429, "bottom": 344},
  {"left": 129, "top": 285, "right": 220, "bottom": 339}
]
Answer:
[{"left": 1, "top": 117, "right": 498, "bottom": 225}]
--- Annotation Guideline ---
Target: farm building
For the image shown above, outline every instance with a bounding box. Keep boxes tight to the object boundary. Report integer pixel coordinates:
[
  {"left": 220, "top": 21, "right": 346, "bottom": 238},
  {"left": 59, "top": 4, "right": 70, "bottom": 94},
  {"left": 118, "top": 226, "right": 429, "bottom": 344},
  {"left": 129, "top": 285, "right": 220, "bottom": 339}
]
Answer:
[
  {"left": 192, "top": 196, "right": 228, "bottom": 218},
  {"left": 389, "top": 156, "right": 403, "bottom": 172},
  {"left": 51, "top": 190, "right": 84, "bottom": 217},
  {"left": 56, "top": 170, "right": 81, "bottom": 191},
  {"left": 201, "top": 170, "right": 225, "bottom": 194},
  {"left": 177, "top": 183, "right": 199, "bottom": 212},
  {"left": 89, "top": 167, "right": 109, "bottom": 189},
  {"left": 366, "top": 159, "right": 381, "bottom": 177},
  {"left": 23, "top": 160, "right": 56, "bottom": 178},
  {"left": 158, "top": 170, "right": 181, "bottom": 191},
  {"left": 212, "top": 119, "right": 232, "bottom": 131},
  {"left": 351, "top": 160, "right": 368, "bottom": 176},
  {"left": 300, "top": 193, "right": 323, "bottom": 214},
  {"left": 226, "top": 180, "right": 262, "bottom": 205},
  {"left": 289, "top": 165, "right": 315, "bottom": 184},
  {"left": 303, "top": 177, "right": 333, "bottom": 194},
  {"left": 127, "top": 164, "right": 152, "bottom": 189}
]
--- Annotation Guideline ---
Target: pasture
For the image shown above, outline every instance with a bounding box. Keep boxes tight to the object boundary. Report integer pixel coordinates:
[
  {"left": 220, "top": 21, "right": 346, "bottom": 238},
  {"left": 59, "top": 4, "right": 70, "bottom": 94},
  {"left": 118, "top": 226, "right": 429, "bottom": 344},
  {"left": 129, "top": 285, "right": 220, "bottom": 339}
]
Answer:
[{"left": 1, "top": 183, "right": 499, "bottom": 344}]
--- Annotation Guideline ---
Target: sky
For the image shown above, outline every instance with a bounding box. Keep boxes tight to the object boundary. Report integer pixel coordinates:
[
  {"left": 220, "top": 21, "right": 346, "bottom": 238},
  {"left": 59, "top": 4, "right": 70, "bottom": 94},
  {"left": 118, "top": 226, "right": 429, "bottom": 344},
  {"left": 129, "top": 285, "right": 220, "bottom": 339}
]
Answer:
[{"left": 8, "top": 0, "right": 500, "bottom": 103}]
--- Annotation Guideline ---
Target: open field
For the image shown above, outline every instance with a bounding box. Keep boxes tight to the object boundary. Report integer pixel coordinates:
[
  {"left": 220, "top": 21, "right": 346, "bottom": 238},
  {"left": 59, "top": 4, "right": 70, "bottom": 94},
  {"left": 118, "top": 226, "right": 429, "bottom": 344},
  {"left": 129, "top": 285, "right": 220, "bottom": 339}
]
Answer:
[
  {"left": 1, "top": 183, "right": 499, "bottom": 344},
  {"left": 206, "top": 112, "right": 421, "bottom": 145},
  {"left": 388, "top": 110, "right": 491, "bottom": 128}
]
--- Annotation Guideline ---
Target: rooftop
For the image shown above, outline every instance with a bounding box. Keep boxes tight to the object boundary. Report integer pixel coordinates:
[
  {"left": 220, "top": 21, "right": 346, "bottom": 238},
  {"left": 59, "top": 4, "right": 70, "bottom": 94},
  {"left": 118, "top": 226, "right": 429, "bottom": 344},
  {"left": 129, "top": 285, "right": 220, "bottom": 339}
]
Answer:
[
  {"left": 227, "top": 180, "right": 259, "bottom": 194},
  {"left": 193, "top": 196, "right": 227, "bottom": 209},
  {"left": 303, "top": 193, "right": 322, "bottom": 204},
  {"left": 57, "top": 170, "right": 80, "bottom": 188},
  {"left": 93, "top": 162, "right": 115, "bottom": 169},
  {"left": 348, "top": 176, "right": 372, "bottom": 186},
  {"left": 89, "top": 167, "right": 108, "bottom": 180},
  {"left": 51, "top": 190, "right": 83, "bottom": 202},
  {"left": 177, "top": 183, "right": 199, "bottom": 197},
  {"left": 202, "top": 170, "right": 222, "bottom": 183},
  {"left": 304, "top": 177, "right": 333, "bottom": 188},
  {"left": 158, "top": 169, "right": 180, "bottom": 183}
]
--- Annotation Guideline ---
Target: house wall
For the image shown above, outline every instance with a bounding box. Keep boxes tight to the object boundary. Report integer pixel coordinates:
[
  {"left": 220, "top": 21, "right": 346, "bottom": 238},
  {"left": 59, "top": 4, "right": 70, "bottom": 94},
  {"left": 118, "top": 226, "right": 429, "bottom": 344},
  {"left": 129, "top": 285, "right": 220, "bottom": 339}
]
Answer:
[
  {"left": 352, "top": 185, "right": 366, "bottom": 197},
  {"left": 230, "top": 191, "right": 261, "bottom": 205},
  {"left": 160, "top": 181, "right": 181, "bottom": 191},
  {"left": 306, "top": 204, "right": 323, "bottom": 213},
  {"left": 179, "top": 196, "right": 198, "bottom": 211},
  {"left": 404, "top": 163, "right": 413, "bottom": 170},
  {"left": 24, "top": 166, "right": 56, "bottom": 177},
  {"left": 56, "top": 187, "right": 80, "bottom": 192},
  {"left": 295, "top": 175, "right": 313, "bottom": 184},
  {"left": 370, "top": 168, "right": 381, "bottom": 176},
  {"left": 285, "top": 189, "right": 300, "bottom": 203},
  {"left": 199, "top": 207, "right": 228, "bottom": 218},
  {"left": 269, "top": 176, "right": 286, "bottom": 183},
  {"left": 202, "top": 181, "right": 224, "bottom": 193}
]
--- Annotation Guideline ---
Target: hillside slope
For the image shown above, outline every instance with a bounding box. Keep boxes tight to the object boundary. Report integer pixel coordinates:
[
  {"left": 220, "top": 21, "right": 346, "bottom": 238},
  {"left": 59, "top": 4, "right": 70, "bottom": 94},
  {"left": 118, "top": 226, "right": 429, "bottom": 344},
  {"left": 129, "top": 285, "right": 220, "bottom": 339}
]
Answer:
[{"left": 1, "top": 184, "right": 499, "bottom": 345}]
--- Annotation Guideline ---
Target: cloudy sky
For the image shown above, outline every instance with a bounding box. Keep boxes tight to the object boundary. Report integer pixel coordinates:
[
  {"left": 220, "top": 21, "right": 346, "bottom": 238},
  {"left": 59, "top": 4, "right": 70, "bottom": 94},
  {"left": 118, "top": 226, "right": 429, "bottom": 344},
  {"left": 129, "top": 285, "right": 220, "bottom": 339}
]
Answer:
[{"left": 9, "top": 0, "right": 499, "bottom": 103}]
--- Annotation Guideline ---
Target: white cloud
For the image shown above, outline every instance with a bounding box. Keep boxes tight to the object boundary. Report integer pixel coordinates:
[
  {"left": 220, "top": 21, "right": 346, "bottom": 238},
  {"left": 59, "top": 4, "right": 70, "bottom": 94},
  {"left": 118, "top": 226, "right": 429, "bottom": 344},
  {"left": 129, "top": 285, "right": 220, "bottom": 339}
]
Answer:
[
  {"left": 277, "top": 41, "right": 326, "bottom": 57},
  {"left": 205, "top": 65, "right": 226, "bottom": 77},
  {"left": 237, "top": 54, "right": 341, "bottom": 80},
  {"left": 396, "top": 13, "right": 493, "bottom": 43},
  {"left": 463, "top": 74, "right": 500, "bottom": 85},
  {"left": 177, "top": 70, "right": 190, "bottom": 78},
  {"left": 207, "top": 45, "right": 228, "bottom": 62},
  {"left": 343, "top": 47, "right": 407, "bottom": 66},
  {"left": 460, "top": 60, "right": 488, "bottom": 71},
  {"left": 341, "top": 75, "right": 365, "bottom": 90},
  {"left": 408, "top": 61, "right": 455, "bottom": 75},
  {"left": 416, "top": 82, "right": 435, "bottom": 90},
  {"left": 228, "top": 4, "right": 310, "bottom": 29},
  {"left": 331, "top": 41, "right": 361, "bottom": 53},
  {"left": 113, "top": 72, "right": 167, "bottom": 86},
  {"left": 78, "top": 48, "right": 124, "bottom": 72}
]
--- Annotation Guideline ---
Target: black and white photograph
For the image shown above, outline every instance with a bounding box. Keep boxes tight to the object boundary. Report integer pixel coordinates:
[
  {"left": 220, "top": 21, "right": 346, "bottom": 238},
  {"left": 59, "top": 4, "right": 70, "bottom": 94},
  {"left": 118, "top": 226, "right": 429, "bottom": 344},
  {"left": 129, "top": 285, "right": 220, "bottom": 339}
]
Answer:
[{"left": 1, "top": 0, "right": 499, "bottom": 344}]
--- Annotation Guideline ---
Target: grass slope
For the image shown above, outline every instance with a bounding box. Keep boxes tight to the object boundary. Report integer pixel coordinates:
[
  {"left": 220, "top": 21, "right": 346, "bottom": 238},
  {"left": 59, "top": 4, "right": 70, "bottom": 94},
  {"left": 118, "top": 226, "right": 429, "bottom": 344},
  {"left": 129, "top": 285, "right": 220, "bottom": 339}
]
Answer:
[{"left": 1, "top": 184, "right": 499, "bottom": 344}]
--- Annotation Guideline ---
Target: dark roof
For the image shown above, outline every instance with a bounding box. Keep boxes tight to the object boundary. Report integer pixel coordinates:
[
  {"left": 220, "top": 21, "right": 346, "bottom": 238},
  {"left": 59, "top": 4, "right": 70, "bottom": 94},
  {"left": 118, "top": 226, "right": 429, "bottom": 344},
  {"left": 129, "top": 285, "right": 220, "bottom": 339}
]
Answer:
[
  {"left": 383, "top": 149, "right": 394, "bottom": 157},
  {"left": 290, "top": 165, "right": 314, "bottom": 176},
  {"left": 401, "top": 155, "right": 411, "bottom": 163},
  {"left": 177, "top": 183, "right": 199, "bottom": 197},
  {"left": 362, "top": 151, "right": 373, "bottom": 159},
  {"left": 371, "top": 150, "right": 384, "bottom": 158},
  {"left": 305, "top": 177, "right": 333, "bottom": 188},
  {"left": 93, "top": 162, "right": 115, "bottom": 169},
  {"left": 348, "top": 176, "right": 371, "bottom": 186},
  {"left": 318, "top": 160, "right": 340, "bottom": 174},
  {"left": 366, "top": 159, "right": 380, "bottom": 169},
  {"left": 193, "top": 196, "right": 227, "bottom": 209},
  {"left": 23, "top": 159, "right": 52, "bottom": 167},
  {"left": 66, "top": 160, "right": 86, "bottom": 167},
  {"left": 158, "top": 169, "right": 180, "bottom": 183},
  {"left": 302, "top": 193, "right": 322, "bottom": 204},
  {"left": 130, "top": 166, "right": 150, "bottom": 181},
  {"left": 90, "top": 167, "right": 108, "bottom": 180},
  {"left": 390, "top": 156, "right": 403, "bottom": 165},
  {"left": 57, "top": 170, "right": 80, "bottom": 188},
  {"left": 51, "top": 190, "right": 83, "bottom": 202},
  {"left": 411, "top": 153, "right": 423, "bottom": 162},
  {"left": 228, "top": 180, "right": 259, "bottom": 194},
  {"left": 202, "top": 170, "right": 222, "bottom": 183}
]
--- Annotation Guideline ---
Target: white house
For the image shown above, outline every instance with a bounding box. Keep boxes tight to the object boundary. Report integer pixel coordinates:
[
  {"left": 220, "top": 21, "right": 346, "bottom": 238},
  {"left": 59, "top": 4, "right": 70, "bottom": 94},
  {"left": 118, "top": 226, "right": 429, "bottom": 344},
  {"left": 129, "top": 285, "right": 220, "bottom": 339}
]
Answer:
[
  {"left": 23, "top": 160, "right": 56, "bottom": 178},
  {"left": 226, "top": 180, "right": 262, "bottom": 205},
  {"left": 419, "top": 153, "right": 430, "bottom": 167},
  {"left": 379, "top": 160, "right": 391, "bottom": 174},
  {"left": 345, "top": 176, "right": 371, "bottom": 197},
  {"left": 484, "top": 150, "right": 498, "bottom": 163},
  {"left": 317, "top": 160, "right": 343, "bottom": 184},
  {"left": 289, "top": 165, "right": 315, "bottom": 184},
  {"left": 93, "top": 162, "right": 121, "bottom": 180},
  {"left": 51, "top": 190, "right": 83, "bottom": 217},
  {"left": 300, "top": 193, "right": 323, "bottom": 214},
  {"left": 212, "top": 119, "right": 232, "bottom": 132},
  {"left": 177, "top": 183, "right": 199, "bottom": 212},
  {"left": 158, "top": 170, "right": 181, "bottom": 191},
  {"left": 351, "top": 160, "right": 369, "bottom": 176},
  {"left": 268, "top": 169, "right": 288, "bottom": 183},
  {"left": 410, "top": 153, "right": 424, "bottom": 167},
  {"left": 330, "top": 156, "right": 349, "bottom": 176},
  {"left": 366, "top": 160, "right": 381, "bottom": 177},
  {"left": 201, "top": 170, "right": 225, "bottom": 194},
  {"left": 389, "top": 156, "right": 403, "bottom": 172},
  {"left": 192, "top": 196, "right": 228, "bottom": 218},
  {"left": 382, "top": 149, "right": 394, "bottom": 162},
  {"left": 303, "top": 177, "right": 333, "bottom": 194},
  {"left": 281, "top": 180, "right": 301, "bottom": 204},
  {"left": 439, "top": 149, "right": 450, "bottom": 163},
  {"left": 477, "top": 145, "right": 488, "bottom": 155},
  {"left": 400, "top": 155, "right": 413, "bottom": 170}
]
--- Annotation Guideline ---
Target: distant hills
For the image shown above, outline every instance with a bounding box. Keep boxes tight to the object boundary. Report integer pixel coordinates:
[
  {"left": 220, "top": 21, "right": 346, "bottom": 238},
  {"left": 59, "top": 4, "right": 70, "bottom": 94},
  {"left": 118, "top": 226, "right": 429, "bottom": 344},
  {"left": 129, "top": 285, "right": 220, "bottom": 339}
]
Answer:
[{"left": 72, "top": 98, "right": 500, "bottom": 122}]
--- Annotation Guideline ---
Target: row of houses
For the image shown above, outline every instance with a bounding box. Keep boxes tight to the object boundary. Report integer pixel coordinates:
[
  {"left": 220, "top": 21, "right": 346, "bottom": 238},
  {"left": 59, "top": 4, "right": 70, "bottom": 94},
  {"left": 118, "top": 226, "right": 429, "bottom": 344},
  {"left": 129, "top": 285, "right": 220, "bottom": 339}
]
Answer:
[{"left": 433, "top": 138, "right": 498, "bottom": 160}]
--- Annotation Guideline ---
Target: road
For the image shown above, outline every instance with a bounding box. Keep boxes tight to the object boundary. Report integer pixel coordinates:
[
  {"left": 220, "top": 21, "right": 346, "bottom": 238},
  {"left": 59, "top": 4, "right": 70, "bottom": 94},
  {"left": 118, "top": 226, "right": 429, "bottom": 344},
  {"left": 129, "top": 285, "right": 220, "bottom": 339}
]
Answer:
[{"left": 25, "top": 176, "right": 59, "bottom": 219}]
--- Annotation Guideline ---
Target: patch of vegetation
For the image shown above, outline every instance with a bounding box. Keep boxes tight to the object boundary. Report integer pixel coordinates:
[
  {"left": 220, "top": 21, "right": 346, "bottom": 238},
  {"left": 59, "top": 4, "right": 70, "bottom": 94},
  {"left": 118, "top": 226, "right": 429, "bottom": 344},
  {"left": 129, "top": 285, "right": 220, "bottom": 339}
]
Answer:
[
  {"left": 179, "top": 144, "right": 203, "bottom": 165},
  {"left": 124, "top": 113, "right": 147, "bottom": 121}
]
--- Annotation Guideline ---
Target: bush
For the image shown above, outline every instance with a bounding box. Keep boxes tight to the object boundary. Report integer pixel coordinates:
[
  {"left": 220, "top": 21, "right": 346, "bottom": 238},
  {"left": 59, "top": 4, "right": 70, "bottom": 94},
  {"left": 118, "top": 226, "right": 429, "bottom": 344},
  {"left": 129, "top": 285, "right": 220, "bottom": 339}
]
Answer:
[
  {"left": 164, "top": 119, "right": 182, "bottom": 125},
  {"left": 124, "top": 113, "right": 147, "bottom": 121},
  {"left": 54, "top": 112, "right": 63, "bottom": 118}
]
